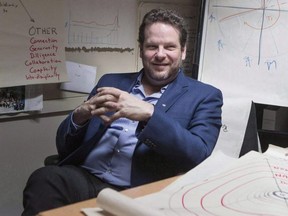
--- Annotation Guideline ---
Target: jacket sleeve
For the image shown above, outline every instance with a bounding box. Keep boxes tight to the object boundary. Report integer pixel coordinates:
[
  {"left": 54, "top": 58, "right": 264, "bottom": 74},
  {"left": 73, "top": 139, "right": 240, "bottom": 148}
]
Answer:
[
  {"left": 136, "top": 86, "right": 223, "bottom": 168},
  {"left": 55, "top": 72, "right": 138, "bottom": 161},
  {"left": 55, "top": 86, "right": 99, "bottom": 159}
]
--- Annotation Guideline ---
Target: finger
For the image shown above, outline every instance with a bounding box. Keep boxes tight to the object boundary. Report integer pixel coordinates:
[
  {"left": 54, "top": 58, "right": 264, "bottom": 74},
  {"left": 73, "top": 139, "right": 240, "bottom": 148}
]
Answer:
[
  {"left": 97, "top": 87, "right": 118, "bottom": 93},
  {"left": 88, "top": 95, "right": 117, "bottom": 107},
  {"left": 90, "top": 106, "right": 111, "bottom": 116},
  {"left": 99, "top": 115, "right": 113, "bottom": 125},
  {"left": 97, "top": 87, "right": 122, "bottom": 98},
  {"left": 105, "top": 111, "right": 122, "bottom": 123},
  {"left": 77, "top": 101, "right": 96, "bottom": 113}
]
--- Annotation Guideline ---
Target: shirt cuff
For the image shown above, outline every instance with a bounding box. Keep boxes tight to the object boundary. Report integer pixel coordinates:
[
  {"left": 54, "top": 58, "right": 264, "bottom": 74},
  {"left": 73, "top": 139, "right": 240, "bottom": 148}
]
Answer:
[{"left": 70, "top": 112, "right": 88, "bottom": 131}]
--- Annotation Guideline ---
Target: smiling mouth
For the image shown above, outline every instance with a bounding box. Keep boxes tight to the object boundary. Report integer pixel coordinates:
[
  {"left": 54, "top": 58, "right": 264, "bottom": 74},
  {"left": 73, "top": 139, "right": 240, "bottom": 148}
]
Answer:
[
  {"left": 153, "top": 65, "right": 167, "bottom": 71},
  {"left": 153, "top": 63, "right": 169, "bottom": 67}
]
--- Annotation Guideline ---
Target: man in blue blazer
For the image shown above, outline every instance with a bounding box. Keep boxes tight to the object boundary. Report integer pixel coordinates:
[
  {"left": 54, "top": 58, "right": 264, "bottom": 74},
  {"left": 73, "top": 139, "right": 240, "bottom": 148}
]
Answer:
[{"left": 22, "top": 8, "right": 222, "bottom": 215}]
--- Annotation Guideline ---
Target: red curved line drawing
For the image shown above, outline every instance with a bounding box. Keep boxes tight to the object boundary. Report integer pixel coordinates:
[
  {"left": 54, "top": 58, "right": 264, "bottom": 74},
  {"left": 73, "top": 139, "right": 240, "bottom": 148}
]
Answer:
[
  {"left": 219, "top": 7, "right": 259, "bottom": 22},
  {"left": 177, "top": 168, "right": 271, "bottom": 215},
  {"left": 219, "top": 0, "right": 283, "bottom": 30},
  {"left": 167, "top": 156, "right": 287, "bottom": 215},
  {"left": 221, "top": 176, "right": 287, "bottom": 215},
  {"left": 198, "top": 171, "right": 273, "bottom": 215},
  {"left": 178, "top": 165, "right": 279, "bottom": 214},
  {"left": 245, "top": 0, "right": 281, "bottom": 30},
  {"left": 178, "top": 164, "right": 267, "bottom": 214}
]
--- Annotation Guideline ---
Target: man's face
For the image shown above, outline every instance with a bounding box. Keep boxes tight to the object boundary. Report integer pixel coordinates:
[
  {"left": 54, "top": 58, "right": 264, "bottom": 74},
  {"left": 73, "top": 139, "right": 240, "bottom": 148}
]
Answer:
[{"left": 140, "top": 22, "right": 186, "bottom": 86}]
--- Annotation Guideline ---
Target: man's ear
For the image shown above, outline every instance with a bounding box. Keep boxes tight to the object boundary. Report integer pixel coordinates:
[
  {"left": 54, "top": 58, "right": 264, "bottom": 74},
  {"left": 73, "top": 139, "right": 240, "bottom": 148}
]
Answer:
[
  {"left": 181, "top": 45, "right": 187, "bottom": 60},
  {"left": 139, "top": 46, "right": 143, "bottom": 58}
]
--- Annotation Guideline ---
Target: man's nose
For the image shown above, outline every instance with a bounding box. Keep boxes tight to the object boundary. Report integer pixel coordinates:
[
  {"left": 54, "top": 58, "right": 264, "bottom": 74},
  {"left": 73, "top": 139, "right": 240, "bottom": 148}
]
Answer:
[{"left": 155, "top": 47, "right": 166, "bottom": 58}]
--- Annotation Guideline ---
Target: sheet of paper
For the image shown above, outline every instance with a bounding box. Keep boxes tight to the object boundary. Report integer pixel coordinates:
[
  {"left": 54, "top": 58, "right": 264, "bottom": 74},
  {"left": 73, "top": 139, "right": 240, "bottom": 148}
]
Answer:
[
  {"left": 0, "top": 0, "right": 68, "bottom": 87},
  {"left": 66, "top": 0, "right": 137, "bottom": 50},
  {"left": 82, "top": 146, "right": 288, "bottom": 216},
  {"left": 198, "top": 0, "right": 288, "bottom": 158},
  {"left": 60, "top": 61, "right": 97, "bottom": 93},
  {"left": 264, "top": 144, "right": 288, "bottom": 159},
  {"left": 162, "top": 150, "right": 237, "bottom": 193},
  {"left": 82, "top": 188, "right": 164, "bottom": 216},
  {"left": 138, "top": 146, "right": 288, "bottom": 216}
]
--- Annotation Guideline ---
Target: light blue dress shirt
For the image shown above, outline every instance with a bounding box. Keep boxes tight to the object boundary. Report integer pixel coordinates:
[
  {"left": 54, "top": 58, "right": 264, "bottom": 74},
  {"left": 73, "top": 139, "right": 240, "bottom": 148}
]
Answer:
[{"left": 78, "top": 74, "right": 167, "bottom": 187}]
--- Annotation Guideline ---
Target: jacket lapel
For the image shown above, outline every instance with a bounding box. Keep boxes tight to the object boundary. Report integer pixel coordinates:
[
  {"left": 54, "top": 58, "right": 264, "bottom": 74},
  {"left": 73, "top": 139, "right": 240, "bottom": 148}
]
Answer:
[
  {"left": 155, "top": 71, "right": 189, "bottom": 112},
  {"left": 117, "top": 72, "right": 139, "bottom": 92}
]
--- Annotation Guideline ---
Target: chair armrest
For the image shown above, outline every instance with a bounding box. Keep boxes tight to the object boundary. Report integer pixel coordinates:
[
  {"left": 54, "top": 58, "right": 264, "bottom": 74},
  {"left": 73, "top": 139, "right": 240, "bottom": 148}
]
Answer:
[{"left": 44, "top": 155, "right": 60, "bottom": 166}]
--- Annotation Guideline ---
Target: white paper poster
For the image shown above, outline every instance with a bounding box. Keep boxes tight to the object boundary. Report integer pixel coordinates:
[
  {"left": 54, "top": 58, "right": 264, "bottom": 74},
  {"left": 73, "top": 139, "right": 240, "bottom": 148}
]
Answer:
[
  {"left": 0, "top": 0, "right": 68, "bottom": 88},
  {"left": 198, "top": 0, "right": 288, "bottom": 156},
  {"left": 66, "top": 0, "right": 137, "bottom": 50}
]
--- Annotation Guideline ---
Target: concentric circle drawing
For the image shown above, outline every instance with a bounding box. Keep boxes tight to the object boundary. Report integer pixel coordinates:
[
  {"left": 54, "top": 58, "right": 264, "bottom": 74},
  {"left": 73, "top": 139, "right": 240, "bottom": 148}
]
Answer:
[
  {"left": 208, "top": 0, "right": 288, "bottom": 64},
  {"left": 161, "top": 152, "right": 288, "bottom": 215}
]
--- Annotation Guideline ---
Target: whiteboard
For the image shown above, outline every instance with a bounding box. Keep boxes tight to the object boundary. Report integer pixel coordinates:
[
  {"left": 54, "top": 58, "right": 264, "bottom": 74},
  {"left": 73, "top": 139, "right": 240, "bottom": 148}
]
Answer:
[{"left": 198, "top": 0, "right": 288, "bottom": 157}]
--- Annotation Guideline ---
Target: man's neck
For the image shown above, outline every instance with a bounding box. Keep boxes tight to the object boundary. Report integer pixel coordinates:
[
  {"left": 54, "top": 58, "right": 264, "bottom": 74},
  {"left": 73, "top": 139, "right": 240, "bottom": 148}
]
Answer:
[{"left": 141, "top": 77, "right": 163, "bottom": 96}]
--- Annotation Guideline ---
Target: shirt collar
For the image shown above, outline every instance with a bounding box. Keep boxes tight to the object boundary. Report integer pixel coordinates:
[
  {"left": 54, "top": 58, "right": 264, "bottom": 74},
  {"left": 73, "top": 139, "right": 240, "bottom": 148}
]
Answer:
[{"left": 133, "top": 72, "right": 168, "bottom": 94}]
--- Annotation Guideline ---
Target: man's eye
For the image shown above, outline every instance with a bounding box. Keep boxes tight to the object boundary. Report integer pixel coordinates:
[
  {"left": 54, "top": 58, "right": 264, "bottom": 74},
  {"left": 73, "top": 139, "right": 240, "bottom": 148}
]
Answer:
[
  {"left": 166, "top": 46, "right": 176, "bottom": 51},
  {"left": 147, "top": 45, "right": 157, "bottom": 50}
]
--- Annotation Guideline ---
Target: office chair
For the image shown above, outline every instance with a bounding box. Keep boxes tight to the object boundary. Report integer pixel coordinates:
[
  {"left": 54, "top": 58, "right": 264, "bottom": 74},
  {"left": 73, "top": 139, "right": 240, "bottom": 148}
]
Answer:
[{"left": 239, "top": 102, "right": 259, "bottom": 156}]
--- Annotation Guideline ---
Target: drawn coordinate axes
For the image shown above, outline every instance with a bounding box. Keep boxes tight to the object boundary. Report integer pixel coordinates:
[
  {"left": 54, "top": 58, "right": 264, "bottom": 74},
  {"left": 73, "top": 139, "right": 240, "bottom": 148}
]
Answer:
[{"left": 212, "top": 0, "right": 288, "bottom": 65}]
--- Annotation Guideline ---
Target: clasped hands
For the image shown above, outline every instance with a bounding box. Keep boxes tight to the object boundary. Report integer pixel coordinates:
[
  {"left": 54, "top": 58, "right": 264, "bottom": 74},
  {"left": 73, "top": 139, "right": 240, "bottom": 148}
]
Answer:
[{"left": 73, "top": 87, "right": 154, "bottom": 126}]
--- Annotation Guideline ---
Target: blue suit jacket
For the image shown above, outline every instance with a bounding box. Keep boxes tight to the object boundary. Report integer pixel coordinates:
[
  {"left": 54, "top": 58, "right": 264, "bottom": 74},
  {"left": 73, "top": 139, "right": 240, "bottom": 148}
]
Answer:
[{"left": 56, "top": 70, "right": 223, "bottom": 187}]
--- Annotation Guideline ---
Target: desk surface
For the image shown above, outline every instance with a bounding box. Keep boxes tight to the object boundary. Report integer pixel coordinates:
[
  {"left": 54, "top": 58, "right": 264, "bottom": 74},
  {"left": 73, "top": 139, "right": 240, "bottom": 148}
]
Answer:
[{"left": 38, "top": 176, "right": 179, "bottom": 216}]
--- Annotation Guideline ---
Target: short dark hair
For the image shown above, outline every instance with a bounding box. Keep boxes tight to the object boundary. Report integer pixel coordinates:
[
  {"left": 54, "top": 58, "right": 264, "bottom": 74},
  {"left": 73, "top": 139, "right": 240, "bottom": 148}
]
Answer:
[{"left": 138, "top": 8, "right": 188, "bottom": 49}]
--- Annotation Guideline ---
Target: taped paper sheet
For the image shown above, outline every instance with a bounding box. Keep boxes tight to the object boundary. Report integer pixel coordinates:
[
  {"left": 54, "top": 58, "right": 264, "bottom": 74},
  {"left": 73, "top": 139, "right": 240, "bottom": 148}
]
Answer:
[
  {"left": 60, "top": 61, "right": 97, "bottom": 93},
  {"left": 66, "top": 0, "right": 137, "bottom": 50},
  {"left": 82, "top": 188, "right": 164, "bottom": 216},
  {"left": 0, "top": 0, "right": 68, "bottom": 87}
]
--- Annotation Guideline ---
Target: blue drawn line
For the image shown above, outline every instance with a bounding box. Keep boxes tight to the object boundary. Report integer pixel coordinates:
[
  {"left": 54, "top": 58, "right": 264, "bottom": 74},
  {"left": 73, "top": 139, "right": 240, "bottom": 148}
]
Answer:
[
  {"left": 265, "top": 60, "right": 277, "bottom": 70},
  {"left": 258, "top": 2, "right": 266, "bottom": 65}
]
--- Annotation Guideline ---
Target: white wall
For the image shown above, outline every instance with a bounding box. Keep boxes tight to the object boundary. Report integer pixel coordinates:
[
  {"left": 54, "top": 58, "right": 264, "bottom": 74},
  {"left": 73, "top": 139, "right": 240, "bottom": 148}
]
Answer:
[
  {"left": 0, "top": 114, "right": 66, "bottom": 215},
  {"left": 0, "top": 0, "right": 200, "bottom": 215}
]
